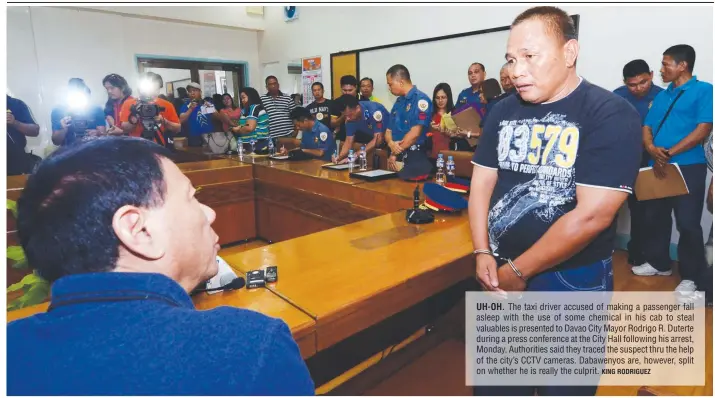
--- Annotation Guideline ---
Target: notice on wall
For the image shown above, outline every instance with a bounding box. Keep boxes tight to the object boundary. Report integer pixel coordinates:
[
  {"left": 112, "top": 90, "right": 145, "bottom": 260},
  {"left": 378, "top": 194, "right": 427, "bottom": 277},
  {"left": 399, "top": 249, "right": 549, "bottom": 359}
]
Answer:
[
  {"left": 466, "top": 292, "right": 705, "bottom": 386},
  {"left": 301, "top": 56, "right": 322, "bottom": 106}
]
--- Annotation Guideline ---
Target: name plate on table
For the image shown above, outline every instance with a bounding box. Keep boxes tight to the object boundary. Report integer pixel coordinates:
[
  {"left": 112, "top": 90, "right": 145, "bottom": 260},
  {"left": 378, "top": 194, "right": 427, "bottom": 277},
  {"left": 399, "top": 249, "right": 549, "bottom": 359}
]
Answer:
[
  {"left": 349, "top": 169, "right": 398, "bottom": 181},
  {"left": 322, "top": 163, "right": 353, "bottom": 170}
]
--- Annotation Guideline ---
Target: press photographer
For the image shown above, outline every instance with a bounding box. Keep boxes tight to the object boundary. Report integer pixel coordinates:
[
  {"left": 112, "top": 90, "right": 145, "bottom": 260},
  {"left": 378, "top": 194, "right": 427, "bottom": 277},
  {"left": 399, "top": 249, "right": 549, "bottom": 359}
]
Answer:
[
  {"left": 51, "top": 78, "right": 106, "bottom": 146},
  {"left": 120, "top": 72, "right": 180, "bottom": 147}
]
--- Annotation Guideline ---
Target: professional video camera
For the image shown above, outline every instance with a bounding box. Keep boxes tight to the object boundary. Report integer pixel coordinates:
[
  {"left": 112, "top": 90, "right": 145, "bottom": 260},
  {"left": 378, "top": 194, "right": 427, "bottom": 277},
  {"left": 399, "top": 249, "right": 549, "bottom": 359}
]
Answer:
[
  {"left": 130, "top": 96, "right": 165, "bottom": 139},
  {"left": 131, "top": 76, "right": 166, "bottom": 141}
]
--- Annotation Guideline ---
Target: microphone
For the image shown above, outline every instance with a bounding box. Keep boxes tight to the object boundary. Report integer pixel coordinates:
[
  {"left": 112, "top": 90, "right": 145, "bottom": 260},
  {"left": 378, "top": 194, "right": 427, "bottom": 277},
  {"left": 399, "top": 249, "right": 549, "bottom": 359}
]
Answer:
[
  {"left": 192, "top": 275, "right": 246, "bottom": 295},
  {"left": 405, "top": 184, "right": 435, "bottom": 224},
  {"left": 413, "top": 184, "right": 420, "bottom": 209}
]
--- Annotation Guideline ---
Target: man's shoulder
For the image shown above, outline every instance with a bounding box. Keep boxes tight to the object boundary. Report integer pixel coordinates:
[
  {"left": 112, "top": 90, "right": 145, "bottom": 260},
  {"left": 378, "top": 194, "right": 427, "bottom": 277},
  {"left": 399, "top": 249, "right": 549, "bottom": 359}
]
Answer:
[
  {"left": 156, "top": 98, "right": 174, "bottom": 107},
  {"left": 580, "top": 80, "right": 636, "bottom": 110},
  {"left": 7, "top": 96, "right": 27, "bottom": 110},
  {"left": 693, "top": 79, "right": 714, "bottom": 94},
  {"left": 457, "top": 87, "right": 470, "bottom": 97}
]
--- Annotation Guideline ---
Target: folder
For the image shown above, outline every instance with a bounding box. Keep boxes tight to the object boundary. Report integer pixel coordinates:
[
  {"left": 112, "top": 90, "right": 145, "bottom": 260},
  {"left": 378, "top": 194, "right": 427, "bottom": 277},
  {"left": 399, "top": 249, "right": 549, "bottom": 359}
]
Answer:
[
  {"left": 635, "top": 163, "right": 689, "bottom": 201},
  {"left": 450, "top": 105, "right": 482, "bottom": 146}
]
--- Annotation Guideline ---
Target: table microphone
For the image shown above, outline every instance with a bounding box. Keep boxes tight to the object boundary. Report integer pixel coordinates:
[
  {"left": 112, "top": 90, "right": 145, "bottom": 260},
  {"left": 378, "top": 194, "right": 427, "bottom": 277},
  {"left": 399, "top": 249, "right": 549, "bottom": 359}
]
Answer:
[
  {"left": 192, "top": 275, "right": 246, "bottom": 295},
  {"left": 405, "top": 185, "right": 434, "bottom": 224}
]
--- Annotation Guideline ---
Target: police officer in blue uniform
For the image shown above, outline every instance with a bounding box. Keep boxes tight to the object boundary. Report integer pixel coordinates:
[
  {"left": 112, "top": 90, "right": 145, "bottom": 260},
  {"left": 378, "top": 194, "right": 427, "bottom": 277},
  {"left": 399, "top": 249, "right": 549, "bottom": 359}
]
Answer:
[
  {"left": 613, "top": 59, "right": 664, "bottom": 267},
  {"left": 456, "top": 62, "right": 487, "bottom": 116},
  {"left": 333, "top": 95, "right": 390, "bottom": 163},
  {"left": 385, "top": 64, "right": 433, "bottom": 179},
  {"left": 283, "top": 107, "right": 336, "bottom": 161}
]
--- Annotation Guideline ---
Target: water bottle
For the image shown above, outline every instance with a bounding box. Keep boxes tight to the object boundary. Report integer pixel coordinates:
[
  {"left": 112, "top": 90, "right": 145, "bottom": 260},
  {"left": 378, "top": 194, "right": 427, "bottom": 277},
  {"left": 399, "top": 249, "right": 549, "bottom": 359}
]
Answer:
[
  {"left": 237, "top": 138, "right": 244, "bottom": 156},
  {"left": 359, "top": 146, "right": 368, "bottom": 171},
  {"left": 435, "top": 153, "right": 446, "bottom": 186},
  {"left": 347, "top": 149, "right": 355, "bottom": 172},
  {"left": 268, "top": 138, "right": 275, "bottom": 156},
  {"left": 446, "top": 155, "right": 456, "bottom": 177},
  {"left": 250, "top": 139, "right": 256, "bottom": 154}
]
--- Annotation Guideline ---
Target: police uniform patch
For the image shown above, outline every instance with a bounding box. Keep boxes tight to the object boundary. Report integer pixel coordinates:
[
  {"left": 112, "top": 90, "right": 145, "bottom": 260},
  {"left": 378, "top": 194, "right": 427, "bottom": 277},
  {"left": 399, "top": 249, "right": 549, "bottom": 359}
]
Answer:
[
  {"left": 417, "top": 99, "right": 429, "bottom": 112},
  {"left": 317, "top": 113, "right": 324, "bottom": 121},
  {"left": 373, "top": 110, "right": 383, "bottom": 122},
  {"left": 320, "top": 132, "right": 328, "bottom": 142}
]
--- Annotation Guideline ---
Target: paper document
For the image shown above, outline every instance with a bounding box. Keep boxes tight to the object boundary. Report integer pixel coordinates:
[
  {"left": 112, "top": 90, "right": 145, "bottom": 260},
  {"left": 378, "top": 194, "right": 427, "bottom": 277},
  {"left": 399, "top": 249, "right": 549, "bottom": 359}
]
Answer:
[
  {"left": 353, "top": 170, "right": 396, "bottom": 177},
  {"left": 634, "top": 163, "right": 689, "bottom": 201}
]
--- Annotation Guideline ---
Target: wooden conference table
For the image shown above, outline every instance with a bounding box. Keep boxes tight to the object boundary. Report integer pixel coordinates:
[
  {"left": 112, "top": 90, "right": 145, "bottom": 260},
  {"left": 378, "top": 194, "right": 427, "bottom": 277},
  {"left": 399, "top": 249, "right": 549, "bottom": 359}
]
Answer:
[{"left": 6, "top": 150, "right": 476, "bottom": 385}]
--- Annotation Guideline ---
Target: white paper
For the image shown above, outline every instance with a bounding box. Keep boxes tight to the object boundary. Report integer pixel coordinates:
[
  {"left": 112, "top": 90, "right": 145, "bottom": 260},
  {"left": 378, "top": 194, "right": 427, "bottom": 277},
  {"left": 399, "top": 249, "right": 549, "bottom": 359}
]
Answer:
[
  {"left": 324, "top": 163, "right": 352, "bottom": 170},
  {"left": 201, "top": 105, "right": 216, "bottom": 115},
  {"left": 353, "top": 169, "right": 396, "bottom": 177},
  {"left": 270, "top": 155, "right": 290, "bottom": 160}
]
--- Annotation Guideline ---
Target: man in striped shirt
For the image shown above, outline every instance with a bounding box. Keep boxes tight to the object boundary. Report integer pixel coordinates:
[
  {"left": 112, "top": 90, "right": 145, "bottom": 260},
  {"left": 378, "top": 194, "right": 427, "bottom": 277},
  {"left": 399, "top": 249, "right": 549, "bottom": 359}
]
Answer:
[{"left": 261, "top": 76, "right": 297, "bottom": 139}]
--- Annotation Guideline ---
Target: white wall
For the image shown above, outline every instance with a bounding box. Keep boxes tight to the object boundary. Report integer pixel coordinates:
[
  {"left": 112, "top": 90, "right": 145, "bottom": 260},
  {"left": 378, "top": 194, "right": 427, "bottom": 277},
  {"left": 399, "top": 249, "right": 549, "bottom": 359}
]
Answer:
[
  {"left": 7, "top": 6, "right": 261, "bottom": 155},
  {"left": 258, "top": 4, "right": 714, "bottom": 248},
  {"left": 259, "top": 5, "right": 713, "bottom": 97},
  {"left": 81, "top": 5, "right": 265, "bottom": 31}
]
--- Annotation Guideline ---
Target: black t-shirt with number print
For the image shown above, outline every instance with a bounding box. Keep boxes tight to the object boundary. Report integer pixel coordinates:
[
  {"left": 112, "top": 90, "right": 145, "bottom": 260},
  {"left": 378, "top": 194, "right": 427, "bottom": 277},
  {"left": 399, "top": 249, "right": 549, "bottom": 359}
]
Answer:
[
  {"left": 306, "top": 99, "right": 333, "bottom": 130},
  {"left": 472, "top": 79, "right": 642, "bottom": 270}
]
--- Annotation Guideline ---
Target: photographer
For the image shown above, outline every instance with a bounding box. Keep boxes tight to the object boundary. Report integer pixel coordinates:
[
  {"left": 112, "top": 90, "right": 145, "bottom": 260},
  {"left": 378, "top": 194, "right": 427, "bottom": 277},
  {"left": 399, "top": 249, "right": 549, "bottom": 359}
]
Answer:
[
  {"left": 51, "top": 78, "right": 106, "bottom": 146},
  {"left": 119, "top": 72, "right": 180, "bottom": 147}
]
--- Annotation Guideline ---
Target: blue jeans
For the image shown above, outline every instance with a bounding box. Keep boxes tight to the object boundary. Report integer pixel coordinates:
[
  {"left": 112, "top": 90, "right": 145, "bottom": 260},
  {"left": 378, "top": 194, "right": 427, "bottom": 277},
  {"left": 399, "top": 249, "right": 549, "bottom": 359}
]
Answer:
[{"left": 473, "top": 257, "right": 613, "bottom": 396}]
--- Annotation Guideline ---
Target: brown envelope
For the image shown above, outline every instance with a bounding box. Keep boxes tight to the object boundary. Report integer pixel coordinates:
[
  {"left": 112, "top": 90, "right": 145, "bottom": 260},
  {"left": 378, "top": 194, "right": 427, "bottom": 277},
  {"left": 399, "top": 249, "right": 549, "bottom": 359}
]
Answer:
[
  {"left": 635, "top": 163, "right": 689, "bottom": 201},
  {"left": 451, "top": 106, "right": 482, "bottom": 135}
]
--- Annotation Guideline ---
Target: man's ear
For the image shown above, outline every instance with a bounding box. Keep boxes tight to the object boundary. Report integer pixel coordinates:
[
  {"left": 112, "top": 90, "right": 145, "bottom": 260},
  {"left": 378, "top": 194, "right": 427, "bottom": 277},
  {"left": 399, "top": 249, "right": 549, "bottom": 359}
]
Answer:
[
  {"left": 112, "top": 205, "right": 164, "bottom": 261},
  {"left": 564, "top": 39, "right": 580, "bottom": 69}
]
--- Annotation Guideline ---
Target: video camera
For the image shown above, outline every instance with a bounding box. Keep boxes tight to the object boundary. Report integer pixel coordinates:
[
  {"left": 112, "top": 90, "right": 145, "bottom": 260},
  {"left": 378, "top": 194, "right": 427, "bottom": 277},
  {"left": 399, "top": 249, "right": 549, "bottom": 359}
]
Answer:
[{"left": 130, "top": 96, "right": 165, "bottom": 140}]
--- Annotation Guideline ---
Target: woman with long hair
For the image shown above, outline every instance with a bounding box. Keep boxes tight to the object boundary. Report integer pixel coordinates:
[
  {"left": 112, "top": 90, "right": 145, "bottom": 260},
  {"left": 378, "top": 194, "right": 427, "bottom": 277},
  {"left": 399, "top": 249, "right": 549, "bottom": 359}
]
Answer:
[
  {"left": 429, "top": 83, "right": 454, "bottom": 159},
  {"left": 102, "top": 74, "right": 133, "bottom": 135},
  {"left": 219, "top": 93, "right": 241, "bottom": 133},
  {"left": 232, "top": 87, "right": 269, "bottom": 148}
]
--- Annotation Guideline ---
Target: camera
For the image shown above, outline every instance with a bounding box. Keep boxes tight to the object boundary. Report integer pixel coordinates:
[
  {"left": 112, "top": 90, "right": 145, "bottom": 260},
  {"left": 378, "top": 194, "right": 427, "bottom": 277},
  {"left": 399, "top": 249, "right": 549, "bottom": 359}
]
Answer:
[
  {"left": 131, "top": 96, "right": 165, "bottom": 139},
  {"left": 67, "top": 113, "right": 94, "bottom": 141}
]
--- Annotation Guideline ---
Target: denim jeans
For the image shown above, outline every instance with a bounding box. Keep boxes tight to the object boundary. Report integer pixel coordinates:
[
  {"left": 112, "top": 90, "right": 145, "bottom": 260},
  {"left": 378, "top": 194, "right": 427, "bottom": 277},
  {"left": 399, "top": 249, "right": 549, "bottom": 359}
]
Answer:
[
  {"left": 642, "top": 163, "right": 708, "bottom": 287},
  {"left": 473, "top": 257, "right": 613, "bottom": 396}
]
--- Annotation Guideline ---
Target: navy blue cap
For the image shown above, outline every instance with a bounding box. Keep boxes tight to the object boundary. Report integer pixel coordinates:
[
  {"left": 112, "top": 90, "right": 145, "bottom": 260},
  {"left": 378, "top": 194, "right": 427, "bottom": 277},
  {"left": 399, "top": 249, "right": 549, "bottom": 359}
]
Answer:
[
  {"left": 398, "top": 146, "right": 432, "bottom": 181},
  {"left": 444, "top": 175, "right": 471, "bottom": 194},
  {"left": 422, "top": 182, "right": 468, "bottom": 212}
]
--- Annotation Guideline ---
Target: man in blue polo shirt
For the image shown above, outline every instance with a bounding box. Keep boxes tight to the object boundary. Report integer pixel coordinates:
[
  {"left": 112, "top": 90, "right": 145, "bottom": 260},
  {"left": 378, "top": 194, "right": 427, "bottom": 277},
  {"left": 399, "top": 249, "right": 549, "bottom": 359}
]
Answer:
[
  {"left": 636, "top": 44, "right": 713, "bottom": 304},
  {"left": 456, "top": 62, "right": 487, "bottom": 117},
  {"left": 179, "top": 82, "right": 217, "bottom": 147},
  {"left": 8, "top": 137, "right": 315, "bottom": 395},
  {"left": 333, "top": 95, "right": 389, "bottom": 163},
  {"left": 385, "top": 64, "right": 433, "bottom": 180},
  {"left": 284, "top": 107, "right": 336, "bottom": 161},
  {"left": 614, "top": 59, "right": 664, "bottom": 267}
]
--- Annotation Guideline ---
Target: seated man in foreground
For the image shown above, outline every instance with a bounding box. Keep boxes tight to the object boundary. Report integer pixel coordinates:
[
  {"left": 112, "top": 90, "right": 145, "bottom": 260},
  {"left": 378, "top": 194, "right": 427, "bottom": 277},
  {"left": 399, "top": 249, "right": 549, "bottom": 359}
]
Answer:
[
  {"left": 7, "top": 137, "right": 315, "bottom": 396},
  {"left": 280, "top": 107, "right": 336, "bottom": 161}
]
